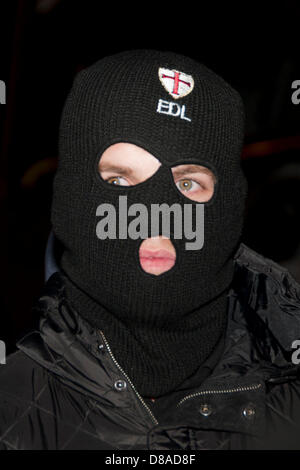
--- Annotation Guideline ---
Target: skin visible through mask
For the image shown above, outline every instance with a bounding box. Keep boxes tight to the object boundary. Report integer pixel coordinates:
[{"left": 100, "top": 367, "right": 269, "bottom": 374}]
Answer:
[{"left": 98, "top": 142, "right": 215, "bottom": 276}]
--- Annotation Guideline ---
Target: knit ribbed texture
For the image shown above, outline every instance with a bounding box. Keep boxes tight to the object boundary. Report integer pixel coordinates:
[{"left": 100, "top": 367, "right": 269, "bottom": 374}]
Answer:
[
  {"left": 51, "top": 50, "right": 247, "bottom": 396},
  {"left": 63, "top": 273, "right": 228, "bottom": 398}
]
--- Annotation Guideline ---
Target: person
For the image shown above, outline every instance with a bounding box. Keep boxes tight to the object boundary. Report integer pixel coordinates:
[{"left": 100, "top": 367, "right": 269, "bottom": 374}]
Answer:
[{"left": 1, "top": 49, "right": 300, "bottom": 450}]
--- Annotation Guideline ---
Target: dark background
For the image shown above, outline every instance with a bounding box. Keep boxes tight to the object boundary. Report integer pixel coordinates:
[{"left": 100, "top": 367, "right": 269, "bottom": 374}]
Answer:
[{"left": 1, "top": 0, "right": 300, "bottom": 353}]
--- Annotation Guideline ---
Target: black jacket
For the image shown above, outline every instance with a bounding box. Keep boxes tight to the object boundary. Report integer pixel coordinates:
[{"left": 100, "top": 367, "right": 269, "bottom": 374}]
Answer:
[{"left": 1, "top": 244, "right": 300, "bottom": 450}]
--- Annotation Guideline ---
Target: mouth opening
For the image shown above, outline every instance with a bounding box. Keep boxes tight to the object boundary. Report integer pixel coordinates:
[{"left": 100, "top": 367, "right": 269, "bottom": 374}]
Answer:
[{"left": 138, "top": 237, "right": 176, "bottom": 276}]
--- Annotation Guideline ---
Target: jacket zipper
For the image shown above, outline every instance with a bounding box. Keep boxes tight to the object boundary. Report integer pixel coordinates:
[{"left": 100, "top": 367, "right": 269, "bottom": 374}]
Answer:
[
  {"left": 98, "top": 331, "right": 159, "bottom": 426},
  {"left": 177, "top": 383, "right": 262, "bottom": 407}
]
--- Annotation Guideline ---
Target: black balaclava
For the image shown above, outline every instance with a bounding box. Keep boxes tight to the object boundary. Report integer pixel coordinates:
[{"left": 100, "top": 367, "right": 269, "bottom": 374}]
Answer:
[{"left": 51, "top": 50, "right": 247, "bottom": 397}]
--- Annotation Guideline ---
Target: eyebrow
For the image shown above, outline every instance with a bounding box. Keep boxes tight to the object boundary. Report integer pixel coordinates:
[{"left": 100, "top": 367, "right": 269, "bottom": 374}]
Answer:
[
  {"left": 172, "top": 165, "right": 216, "bottom": 181},
  {"left": 98, "top": 163, "right": 134, "bottom": 176}
]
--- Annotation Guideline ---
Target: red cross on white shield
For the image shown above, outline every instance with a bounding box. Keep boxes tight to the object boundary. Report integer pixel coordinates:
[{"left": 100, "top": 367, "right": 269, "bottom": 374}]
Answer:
[{"left": 158, "top": 68, "right": 194, "bottom": 99}]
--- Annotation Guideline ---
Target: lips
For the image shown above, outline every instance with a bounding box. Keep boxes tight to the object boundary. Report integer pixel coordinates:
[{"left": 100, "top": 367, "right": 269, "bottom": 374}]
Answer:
[{"left": 139, "top": 248, "right": 176, "bottom": 275}]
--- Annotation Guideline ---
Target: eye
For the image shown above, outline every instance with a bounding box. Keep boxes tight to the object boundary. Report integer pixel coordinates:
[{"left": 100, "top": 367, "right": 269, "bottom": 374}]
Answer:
[
  {"left": 176, "top": 179, "right": 201, "bottom": 192},
  {"left": 171, "top": 164, "right": 215, "bottom": 202},
  {"left": 105, "top": 176, "right": 129, "bottom": 186}
]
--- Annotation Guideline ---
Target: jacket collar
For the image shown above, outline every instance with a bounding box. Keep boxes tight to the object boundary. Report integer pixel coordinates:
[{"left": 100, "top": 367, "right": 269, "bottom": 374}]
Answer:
[{"left": 232, "top": 243, "right": 300, "bottom": 379}]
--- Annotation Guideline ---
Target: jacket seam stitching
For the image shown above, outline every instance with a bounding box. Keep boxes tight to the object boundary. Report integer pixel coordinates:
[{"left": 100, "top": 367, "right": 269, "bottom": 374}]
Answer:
[{"left": 0, "top": 382, "right": 48, "bottom": 444}]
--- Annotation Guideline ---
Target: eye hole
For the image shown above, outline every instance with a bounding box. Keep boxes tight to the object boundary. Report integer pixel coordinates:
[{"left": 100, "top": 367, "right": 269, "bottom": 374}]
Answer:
[
  {"left": 172, "top": 164, "right": 216, "bottom": 202},
  {"left": 98, "top": 142, "right": 161, "bottom": 186}
]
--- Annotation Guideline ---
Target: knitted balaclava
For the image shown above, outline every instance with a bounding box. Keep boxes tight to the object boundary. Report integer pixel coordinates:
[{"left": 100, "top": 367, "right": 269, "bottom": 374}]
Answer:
[{"left": 51, "top": 50, "right": 247, "bottom": 397}]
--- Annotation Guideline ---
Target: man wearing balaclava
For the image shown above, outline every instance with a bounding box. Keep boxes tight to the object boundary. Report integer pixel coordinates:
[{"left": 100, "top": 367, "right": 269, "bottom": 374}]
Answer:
[{"left": 0, "top": 50, "right": 300, "bottom": 451}]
